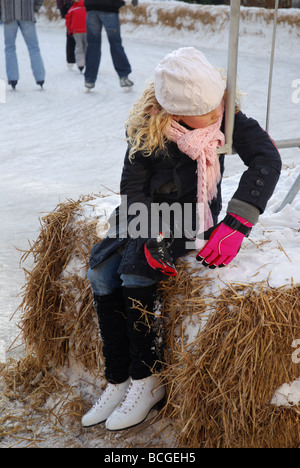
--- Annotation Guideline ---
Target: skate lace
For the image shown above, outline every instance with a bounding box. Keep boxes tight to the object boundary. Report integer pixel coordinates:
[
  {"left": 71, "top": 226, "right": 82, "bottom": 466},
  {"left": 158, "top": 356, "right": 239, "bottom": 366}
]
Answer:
[
  {"left": 92, "top": 383, "right": 115, "bottom": 410},
  {"left": 117, "top": 381, "right": 145, "bottom": 414}
]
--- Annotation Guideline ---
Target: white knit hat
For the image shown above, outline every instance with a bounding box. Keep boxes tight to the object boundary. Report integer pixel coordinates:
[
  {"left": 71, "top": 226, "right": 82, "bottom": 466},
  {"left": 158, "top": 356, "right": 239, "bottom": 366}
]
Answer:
[{"left": 154, "top": 47, "right": 226, "bottom": 116}]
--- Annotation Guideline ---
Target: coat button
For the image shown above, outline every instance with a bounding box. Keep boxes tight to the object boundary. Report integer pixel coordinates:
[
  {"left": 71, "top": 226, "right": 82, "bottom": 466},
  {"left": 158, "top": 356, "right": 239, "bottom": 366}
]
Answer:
[
  {"left": 251, "top": 189, "right": 260, "bottom": 198},
  {"left": 260, "top": 167, "right": 270, "bottom": 175},
  {"left": 256, "top": 179, "right": 265, "bottom": 187}
]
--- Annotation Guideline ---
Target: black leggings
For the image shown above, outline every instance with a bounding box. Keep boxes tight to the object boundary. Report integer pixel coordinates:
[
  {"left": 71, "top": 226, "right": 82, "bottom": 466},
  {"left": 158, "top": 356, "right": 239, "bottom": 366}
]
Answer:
[{"left": 94, "top": 285, "right": 162, "bottom": 384}]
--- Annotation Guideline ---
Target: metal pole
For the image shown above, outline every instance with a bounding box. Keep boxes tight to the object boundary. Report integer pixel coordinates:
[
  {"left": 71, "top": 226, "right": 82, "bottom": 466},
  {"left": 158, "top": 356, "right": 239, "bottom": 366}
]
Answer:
[
  {"left": 274, "top": 138, "right": 300, "bottom": 149},
  {"left": 275, "top": 173, "right": 300, "bottom": 212},
  {"left": 266, "top": 0, "right": 279, "bottom": 133},
  {"left": 265, "top": 0, "right": 300, "bottom": 213},
  {"left": 218, "top": 0, "right": 300, "bottom": 154},
  {"left": 224, "top": 0, "right": 241, "bottom": 155}
]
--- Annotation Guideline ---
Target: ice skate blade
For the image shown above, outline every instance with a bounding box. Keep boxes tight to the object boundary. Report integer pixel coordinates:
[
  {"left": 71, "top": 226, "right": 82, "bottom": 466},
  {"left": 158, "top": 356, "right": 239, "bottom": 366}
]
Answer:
[{"left": 82, "top": 419, "right": 106, "bottom": 429}]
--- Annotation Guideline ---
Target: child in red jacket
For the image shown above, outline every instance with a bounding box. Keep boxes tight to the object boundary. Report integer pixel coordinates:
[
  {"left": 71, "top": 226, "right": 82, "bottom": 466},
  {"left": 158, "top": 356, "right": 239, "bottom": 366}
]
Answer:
[{"left": 65, "top": 0, "right": 87, "bottom": 72}]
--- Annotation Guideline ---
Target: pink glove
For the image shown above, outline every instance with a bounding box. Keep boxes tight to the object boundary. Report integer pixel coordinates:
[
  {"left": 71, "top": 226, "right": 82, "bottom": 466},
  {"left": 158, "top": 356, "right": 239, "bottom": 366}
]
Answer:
[{"left": 196, "top": 213, "right": 253, "bottom": 268}]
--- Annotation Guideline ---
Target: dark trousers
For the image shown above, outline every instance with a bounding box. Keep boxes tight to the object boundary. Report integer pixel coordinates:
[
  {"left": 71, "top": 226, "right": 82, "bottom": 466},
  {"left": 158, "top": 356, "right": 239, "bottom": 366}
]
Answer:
[
  {"left": 85, "top": 10, "right": 132, "bottom": 84},
  {"left": 66, "top": 33, "right": 76, "bottom": 64},
  {"left": 59, "top": 5, "right": 76, "bottom": 64}
]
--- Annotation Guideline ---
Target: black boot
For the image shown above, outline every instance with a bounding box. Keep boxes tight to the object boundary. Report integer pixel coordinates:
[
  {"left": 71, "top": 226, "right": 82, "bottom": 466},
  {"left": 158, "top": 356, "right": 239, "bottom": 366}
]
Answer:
[
  {"left": 94, "top": 289, "right": 130, "bottom": 384},
  {"left": 123, "top": 285, "right": 162, "bottom": 380}
]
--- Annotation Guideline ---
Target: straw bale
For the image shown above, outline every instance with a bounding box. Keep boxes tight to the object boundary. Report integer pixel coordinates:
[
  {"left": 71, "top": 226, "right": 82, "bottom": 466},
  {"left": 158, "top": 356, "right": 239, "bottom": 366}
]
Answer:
[
  {"left": 159, "top": 267, "right": 300, "bottom": 448},
  {"left": 119, "top": 2, "right": 300, "bottom": 32},
  {"left": 3, "top": 195, "right": 300, "bottom": 448},
  {"left": 18, "top": 195, "right": 103, "bottom": 372}
]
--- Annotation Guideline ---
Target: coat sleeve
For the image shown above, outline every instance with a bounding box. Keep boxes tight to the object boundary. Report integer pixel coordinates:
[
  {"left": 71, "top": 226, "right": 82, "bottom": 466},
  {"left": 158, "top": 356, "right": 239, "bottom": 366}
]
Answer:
[
  {"left": 120, "top": 148, "right": 155, "bottom": 248},
  {"left": 227, "top": 111, "right": 282, "bottom": 224},
  {"left": 120, "top": 148, "right": 153, "bottom": 206},
  {"left": 65, "top": 9, "right": 72, "bottom": 34}
]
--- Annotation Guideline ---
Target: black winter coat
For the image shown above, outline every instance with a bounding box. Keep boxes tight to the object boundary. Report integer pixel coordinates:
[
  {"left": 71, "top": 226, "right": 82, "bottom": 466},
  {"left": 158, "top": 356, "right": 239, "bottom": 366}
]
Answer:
[
  {"left": 89, "top": 111, "right": 282, "bottom": 281},
  {"left": 84, "top": 0, "right": 125, "bottom": 13}
]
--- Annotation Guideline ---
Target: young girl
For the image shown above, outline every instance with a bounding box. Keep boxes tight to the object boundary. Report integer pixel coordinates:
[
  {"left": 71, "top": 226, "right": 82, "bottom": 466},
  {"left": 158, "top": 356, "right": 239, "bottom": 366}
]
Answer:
[{"left": 82, "top": 47, "right": 282, "bottom": 431}]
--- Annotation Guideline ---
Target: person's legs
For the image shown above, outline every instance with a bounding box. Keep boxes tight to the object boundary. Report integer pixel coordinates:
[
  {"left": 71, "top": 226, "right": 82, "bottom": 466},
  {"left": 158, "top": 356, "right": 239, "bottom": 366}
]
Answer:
[
  {"left": 88, "top": 260, "right": 159, "bottom": 383},
  {"left": 88, "top": 252, "right": 130, "bottom": 383},
  {"left": 82, "top": 253, "right": 130, "bottom": 427},
  {"left": 83, "top": 254, "right": 164, "bottom": 429},
  {"left": 122, "top": 282, "right": 160, "bottom": 380},
  {"left": 18, "top": 20, "right": 45, "bottom": 84},
  {"left": 4, "top": 21, "right": 19, "bottom": 85},
  {"left": 101, "top": 12, "right": 132, "bottom": 79},
  {"left": 106, "top": 282, "right": 166, "bottom": 431},
  {"left": 73, "top": 33, "right": 87, "bottom": 70},
  {"left": 84, "top": 10, "right": 102, "bottom": 86}
]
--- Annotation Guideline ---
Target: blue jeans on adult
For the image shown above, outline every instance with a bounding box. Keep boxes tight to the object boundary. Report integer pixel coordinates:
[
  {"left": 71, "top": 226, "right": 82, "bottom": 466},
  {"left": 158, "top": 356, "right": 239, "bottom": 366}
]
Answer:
[
  {"left": 88, "top": 251, "right": 157, "bottom": 296},
  {"left": 85, "top": 10, "right": 132, "bottom": 85},
  {"left": 4, "top": 20, "right": 45, "bottom": 83}
]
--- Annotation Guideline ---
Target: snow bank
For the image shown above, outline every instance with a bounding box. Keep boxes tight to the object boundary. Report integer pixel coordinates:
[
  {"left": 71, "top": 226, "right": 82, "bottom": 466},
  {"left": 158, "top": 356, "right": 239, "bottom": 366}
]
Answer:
[{"left": 121, "top": 1, "right": 300, "bottom": 57}]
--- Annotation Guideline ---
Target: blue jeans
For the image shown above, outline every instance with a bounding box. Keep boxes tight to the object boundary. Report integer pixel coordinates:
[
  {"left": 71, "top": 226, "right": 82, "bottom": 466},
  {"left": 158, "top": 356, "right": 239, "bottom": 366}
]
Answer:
[
  {"left": 4, "top": 21, "right": 45, "bottom": 83},
  {"left": 88, "top": 251, "right": 157, "bottom": 296},
  {"left": 85, "top": 10, "right": 131, "bottom": 84}
]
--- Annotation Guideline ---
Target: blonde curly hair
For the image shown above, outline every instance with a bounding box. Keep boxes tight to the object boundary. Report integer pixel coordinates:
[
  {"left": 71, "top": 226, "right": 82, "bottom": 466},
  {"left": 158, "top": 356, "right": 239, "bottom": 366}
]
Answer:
[{"left": 125, "top": 81, "right": 172, "bottom": 161}]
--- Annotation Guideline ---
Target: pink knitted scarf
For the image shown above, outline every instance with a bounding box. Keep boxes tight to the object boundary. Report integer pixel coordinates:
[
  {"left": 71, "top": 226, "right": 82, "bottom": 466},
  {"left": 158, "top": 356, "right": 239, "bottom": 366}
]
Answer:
[{"left": 166, "top": 114, "right": 225, "bottom": 241}]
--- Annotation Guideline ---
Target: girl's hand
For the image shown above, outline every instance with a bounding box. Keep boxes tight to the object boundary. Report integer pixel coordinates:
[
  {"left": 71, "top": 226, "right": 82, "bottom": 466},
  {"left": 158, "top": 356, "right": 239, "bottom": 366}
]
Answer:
[
  {"left": 144, "top": 233, "right": 178, "bottom": 277},
  {"left": 196, "top": 214, "right": 253, "bottom": 268}
]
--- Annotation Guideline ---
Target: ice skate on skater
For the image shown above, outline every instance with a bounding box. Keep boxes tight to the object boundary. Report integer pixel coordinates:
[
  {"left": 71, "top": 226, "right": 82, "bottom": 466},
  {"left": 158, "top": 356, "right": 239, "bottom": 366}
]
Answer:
[
  {"left": 82, "top": 378, "right": 131, "bottom": 427},
  {"left": 8, "top": 80, "right": 18, "bottom": 90},
  {"left": 120, "top": 77, "right": 134, "bottom": 89},
  {"left": 106, "top": 375, "right": 166, "bottom": 431}
]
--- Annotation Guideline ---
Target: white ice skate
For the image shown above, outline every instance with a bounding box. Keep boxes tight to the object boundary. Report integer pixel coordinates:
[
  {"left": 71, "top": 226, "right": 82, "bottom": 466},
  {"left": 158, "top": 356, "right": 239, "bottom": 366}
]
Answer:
[
  {"left": 105, "top": 375, "right": 166, "bottom": 431},
  {"left": 81, "top": 378, "right": 131, "bottom": 427}
]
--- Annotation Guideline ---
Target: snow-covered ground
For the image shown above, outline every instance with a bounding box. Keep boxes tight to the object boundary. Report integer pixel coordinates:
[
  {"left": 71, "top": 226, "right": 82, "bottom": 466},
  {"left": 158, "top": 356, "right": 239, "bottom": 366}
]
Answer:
[{"left": 0, "top": 3, "right": 299, "bottom": 413}]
